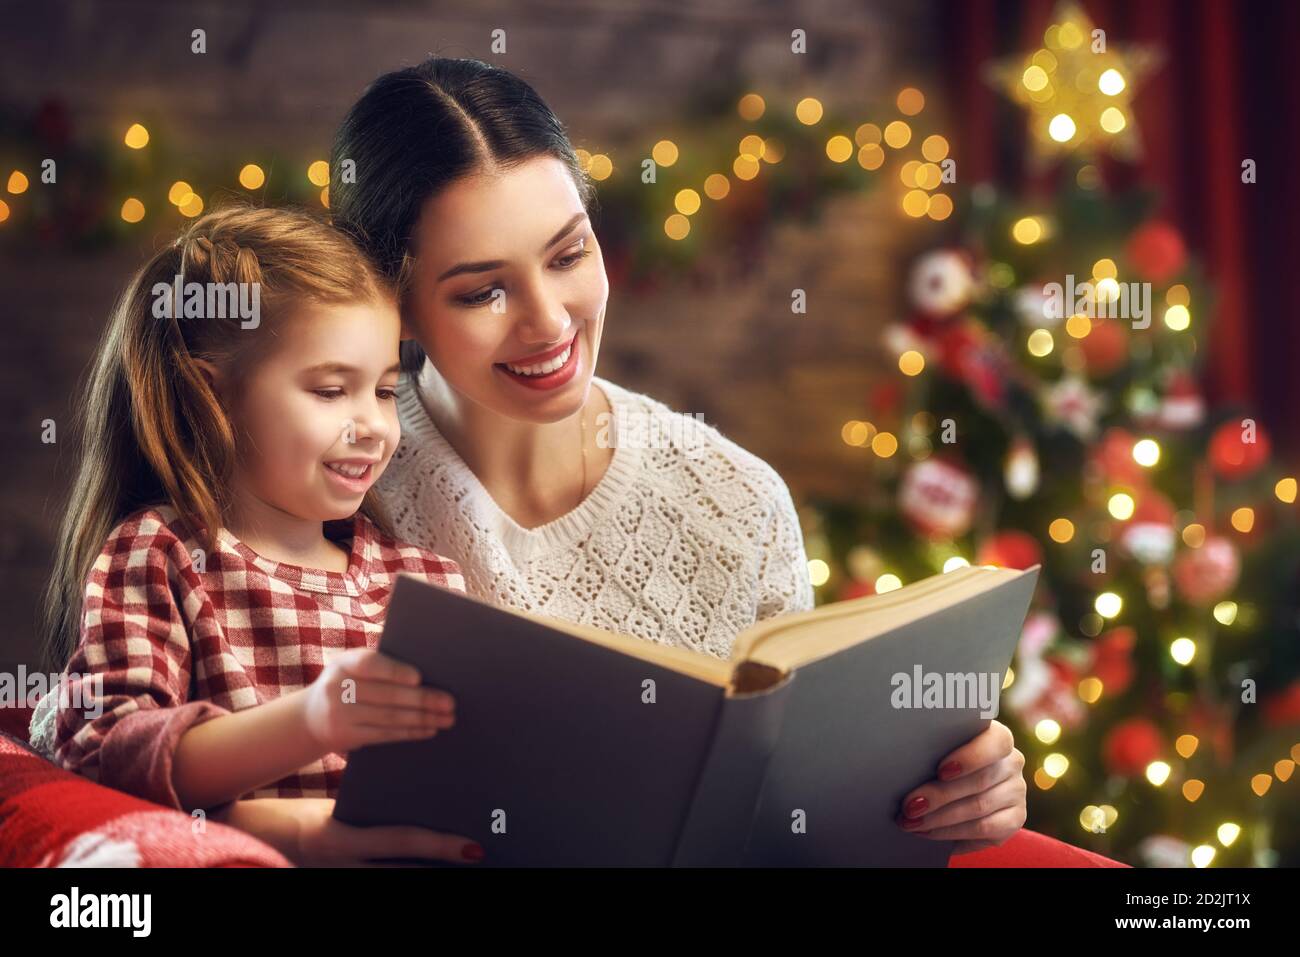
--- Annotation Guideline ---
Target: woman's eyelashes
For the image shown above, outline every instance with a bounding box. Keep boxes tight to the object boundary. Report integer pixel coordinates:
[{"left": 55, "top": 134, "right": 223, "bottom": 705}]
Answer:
[{"left": 453, "top": 244, "right": 592, "bottom": 308}]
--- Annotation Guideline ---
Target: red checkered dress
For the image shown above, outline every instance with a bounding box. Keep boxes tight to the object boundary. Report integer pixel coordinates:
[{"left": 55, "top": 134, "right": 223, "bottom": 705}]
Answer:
[{"left": 51, "top": 504, "right": 465, "bottom": 811}]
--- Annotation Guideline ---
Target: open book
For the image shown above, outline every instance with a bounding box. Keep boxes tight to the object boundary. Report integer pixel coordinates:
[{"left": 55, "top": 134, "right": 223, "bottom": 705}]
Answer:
[{"left": 334, "top": 563, "right": 1039, "bottom": 866}]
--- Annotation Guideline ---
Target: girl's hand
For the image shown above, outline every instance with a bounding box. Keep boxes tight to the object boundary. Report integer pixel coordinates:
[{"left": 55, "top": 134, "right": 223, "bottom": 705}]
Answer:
[
  {"left": 213, "top": 798, "right": 485, "bottom": 866},
  {"left": 894, "top": 719, "right": 1027, "bottom": 855},
  {"left": 301, "top": 647, "right": 454, "bottom": 755}
]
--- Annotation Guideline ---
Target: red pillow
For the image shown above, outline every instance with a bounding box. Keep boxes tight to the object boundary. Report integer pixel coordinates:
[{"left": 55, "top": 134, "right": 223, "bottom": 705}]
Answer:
[{"left": 0, "top": 731, "right": 290, "bottom": 867}]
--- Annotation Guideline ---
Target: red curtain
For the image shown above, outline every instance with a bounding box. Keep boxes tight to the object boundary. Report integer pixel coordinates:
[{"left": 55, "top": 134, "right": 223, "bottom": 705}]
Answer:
[{"left": 940, "top": 0, "right": 1300, "bottom": 450}]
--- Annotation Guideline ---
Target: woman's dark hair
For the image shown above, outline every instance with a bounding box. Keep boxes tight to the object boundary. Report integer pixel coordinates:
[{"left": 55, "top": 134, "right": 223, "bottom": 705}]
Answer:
[{"left": 330, "top": 56, "right": 597, "bottom": 374}]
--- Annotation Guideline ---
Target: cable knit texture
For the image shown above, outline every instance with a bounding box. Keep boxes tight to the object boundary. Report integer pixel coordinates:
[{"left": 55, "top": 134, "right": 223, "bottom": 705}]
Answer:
[{"left": 373, "top": 371, "right": 815, "bottom": 660}]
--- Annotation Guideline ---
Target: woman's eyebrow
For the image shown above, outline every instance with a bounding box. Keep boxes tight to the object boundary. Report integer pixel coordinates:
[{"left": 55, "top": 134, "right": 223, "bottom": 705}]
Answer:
[{"left": 435, "top": 212, "right": 588, "bottom": 284}]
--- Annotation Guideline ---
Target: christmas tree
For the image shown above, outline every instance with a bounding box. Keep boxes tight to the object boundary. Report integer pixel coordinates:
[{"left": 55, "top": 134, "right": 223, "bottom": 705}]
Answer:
[{"left": 804, "top": 5, "right": 1300, "bottom": 867}]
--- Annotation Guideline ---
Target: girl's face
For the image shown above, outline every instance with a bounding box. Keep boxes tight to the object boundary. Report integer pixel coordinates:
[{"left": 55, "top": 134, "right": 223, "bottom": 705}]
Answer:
[
  {"left": 224, "top": 298, "right": 403, "bottom": 523},
  {"left": 404, "top": 155, "right": 609, "bottom": 423}
]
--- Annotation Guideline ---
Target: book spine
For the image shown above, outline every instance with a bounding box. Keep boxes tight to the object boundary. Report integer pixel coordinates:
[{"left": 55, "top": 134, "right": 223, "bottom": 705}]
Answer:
[{"left": 668, "top": 676, "right": 795, "bottom": 866}]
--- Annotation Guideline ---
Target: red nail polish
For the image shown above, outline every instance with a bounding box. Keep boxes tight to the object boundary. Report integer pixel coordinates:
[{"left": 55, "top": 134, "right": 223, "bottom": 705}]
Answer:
[
  {"left": 939, "top": 761, "right": 962, "bottom": 780},
  {"left": 904, "top": 796, "right": 929, "bottom": 818},
  {"left": 898, "top": 815, "right": 924, "bottom": 829},
  {"left": 462, "top": 843, "right": 484, "bottom": 861}
]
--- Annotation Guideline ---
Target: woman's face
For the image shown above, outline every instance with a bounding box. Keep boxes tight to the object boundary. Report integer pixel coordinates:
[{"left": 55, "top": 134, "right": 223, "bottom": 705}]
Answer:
[{"left": 404, "top": 155, "right": 608, "bottom": 423}]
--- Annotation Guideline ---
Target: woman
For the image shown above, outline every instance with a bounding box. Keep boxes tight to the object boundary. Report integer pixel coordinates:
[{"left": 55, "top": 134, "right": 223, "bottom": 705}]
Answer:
[{"left": 223, "top": 56, "right": 1027, "bottom": 864}]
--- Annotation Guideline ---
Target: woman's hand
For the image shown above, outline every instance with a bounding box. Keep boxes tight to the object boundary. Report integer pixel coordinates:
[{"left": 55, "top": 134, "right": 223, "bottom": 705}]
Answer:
[
  {"left": 894, "top": 719, "right": 1027, "bottom": 855},
  {"left": 212, "top": 798, "right": 485, "bottom": 866},
  {"left": 300, "top": 647, "right": 455, "bottom": 754}
]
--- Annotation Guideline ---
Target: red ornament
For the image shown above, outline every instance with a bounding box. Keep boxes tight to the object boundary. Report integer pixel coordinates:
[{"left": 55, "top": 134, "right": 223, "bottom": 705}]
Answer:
[
  {"left": 977, "top": 530, "right": 1043, "bottom": 570},
  {"left": 1091, "top": 427, "right": 1146, "bottom": 486},
  {"left": 1079, "top": 319, "right": 1129, "bottom": 376},
  {"left": 898, "top": 458, "right": 979, "bottom": 539},
  {"left": 1172, "top": 537, "right": 1241, "bottom": 606},
  {"left": 838, "top": 579, "right": 875, "bottom": 602},
  {"left": 1261, "top": 680, "right": 1300, "bottom": 728},
  {"left": 1208, "top": 419, "right": 1271, "bottom": 480},
  {"left": 1090, "top": 627, "right": 1136, "bottom": 696},
  {"left": 1119, "top": 490, "right": 1177, "bottom": 565},
  {"left": 1126, "top": 220, "right": 1187, "bottom": 284},
  {"left": 1102, "top": 718, "right": 1166, "bottom": 777}
]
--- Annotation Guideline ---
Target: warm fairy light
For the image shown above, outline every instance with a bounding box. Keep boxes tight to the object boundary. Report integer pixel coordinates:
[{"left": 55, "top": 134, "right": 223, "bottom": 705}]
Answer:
[
  {"left": 927, "top": 194, "right": 953, "bottom": 221},
  {"left": 587, "top": 154, "right": 613, "bottom": 180},
  {"left": 1276, "top": 477, "right": 1298, "bottom": 503},
  {"left": 1132, "top": 439, "right": 1161, "bottom": 467},
  {"left": 652, "top": 140, "right": 679, "bottom": 167},
  {"left": 1182, "top": 523, "right": 1206, "bottom": 547},
  {"left": 0, "top": 199, "right": 9, "bottom": 224},
  {"left": 825, "top": 135, "right": 853, "bottom": 163},
  {"left": 1170, "top": 637, "right": 1196, "bottom": 665},
  {"left": 703, "top": 173, "right": 730, "bottom": 200},
  {"left": 1075, "top": 304, "right": 1101, "bottom": 329},
  {"left": 1166, "top": 283, "right": 1190, "bottom": 306},
  {"left": 896, "top": 87, "right": 925, "bottom": 115},
  {"left": 900, "top": 160, "right": 921, "bottom": 188},
  {"left": 901, "top": 189, "right": 929, "bottom": 217},
  {"left": 307, "top": 160, "right": 330, "bottom": 187},
  {"left": 1108, "top": 492, "right": 1135, "bottom": 520},
  {"left": 1164, "top": 304, "right": 1191, "bottom": 330},
  {"left": 795, "top": 97, "right": 824, "bottom": 125},
  {"left": 1043, "top": 753, "right": 1069, "bottom": 778},
  {"left": 1182, "top": 779, "right": 1204, "bottom": 802},
  {"left": 1092, "top": 258, "right": 1117, "bottom": 280},
  {"left": 1176, "top": 734, "right": 1199, "bottom": 758},
  {"left": 808, "top": 559, "right": 830, "bottom": 587},
  {"left": 871, "top": 431, "right": 899, "bottom": 457},
  {"left": 1217, "top": 823, "right": 1241, "bottom": 846},
  {"left": 1275, "top": 759, "right": 1294, "bottom": 781},
  {"left": 1250, "top": 773, "right": 1272, "bottom": 797},
  {"left": 664, "top": 213, "right": 690, "bottom": 240},
  {"left": 179, "top": 192, "right": 203, "bottom": 217},
  {"left": 1190, "top": 845, "right": 1215, "bottom": 868},
  {"left": 1035, "top": 719, "right": 1062, "bottom": 744},
  {"left": 1027, "top": 328, "right": 1054, "bottom": 357},
  {"left": 1012, "top": 216, "right": 1044, "bottom": 244},
  {"left": 855, "top": 122, "right": 882, "bottom": 145},
  {"left": 738, "top": 93, "right": 765, "bottom": 121},
  {"left": 120, "top": 197, "right": 145, "bottom": 223},
  {"left": 575, "top": 149, "right": 591, "bottom": 171},
  {"left": 674, "top": 188, "right": 701, "bottom": 215},
  {"left": 319, "top": 186, "right": 329, "bottom": 208},
  {"left": 1049, "top": 518, "right": 1075, "bottom": 543},
  {"left": 1145, "top": 761, "right": 1171, "bottom": 786},
  {"left": 916, "top": 163, "right": 942, "bottom": 189},
  {"left": 1034, "top": 768, "right": 1056, "bottom": 790},
  {"left": 857, "top": 144, "right": 885, "bottom": 170},
  {"left": 1079, "top": 805, "right": 1106, "bottom": 833},
  {"left": 841, "top": 420, "right": 873, "bottom": 446},
  {"left": 761, "top": 137, "right": 784, "bottom": 163},
  {"left": 875, "top": 573, "right": 903, "bottom": 594},
  {"left": 738, "top": 134, "right": 765, "bottom": 159},
  {"left": 1022, "top": 65, "right": 1049, "bottom": 92},
  {"left": 1098, "top": 68, "right": 1127, "bottom": 95},
  {"left": 7, "top": 170, "right": 29, "bottom": 194},
  {"left": 1095, "top": 592, "right": 1122, "bottom": 618},
  {"left": 167, "top": 181, "right": 193, "bottom": 206},
  {"left": 1099, "top": 107, "right": 1127, "bottom": 134},
  {"left": 1048, "top": 114, "right": 1077, "bottom": 142},
  {"left": 1095, "top": 277, "right": 1120, "bottom": 301},
  {"left": 883, "top": 120, "right": 912, "bottom": 148},
  {"left": 1003, "top": 668, "right": 1015, "bottom": 689},
  {"left": 1213, "top": 601, "right": 1238, "bottom": 625},
  {"left": 898, "top": 350, "right": 926, "bottom": 376},
  {"left": 123, "top": 123, "right": 149, "bottom": 149},
  {"left": 1078, "top": 677, "right": 1103, "bottom": 703},
  {"left": 943, "top": 556, "right": 970, "bottom": 573},
  {"left": 238, "top": 164, "right": 265, "bottom": 190},
  {"left": 921, "top": 134, "right": 949, "bottom": 162},
  {"left": 733, "top": 154, "right": 760, "bottom": 180},
  {"left": 1231, "top": 507, "right": 1255, "bottom": 533}
]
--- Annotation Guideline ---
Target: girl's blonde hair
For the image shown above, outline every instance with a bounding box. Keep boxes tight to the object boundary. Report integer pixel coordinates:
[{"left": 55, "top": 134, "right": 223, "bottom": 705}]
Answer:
[{"left": 40, "top": 203, "right": 397, "bottom": 671}]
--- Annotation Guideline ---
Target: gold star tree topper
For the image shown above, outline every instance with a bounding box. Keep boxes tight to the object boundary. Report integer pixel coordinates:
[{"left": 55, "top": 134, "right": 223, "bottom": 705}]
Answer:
[{"left": 985, "top": 1, "right": 1161, "bottom": 164}]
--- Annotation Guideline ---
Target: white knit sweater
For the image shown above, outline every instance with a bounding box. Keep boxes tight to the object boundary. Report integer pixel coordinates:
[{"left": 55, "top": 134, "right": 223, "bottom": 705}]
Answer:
[{"left": 372, "top": 372, "right": 815, "bottom": 660}]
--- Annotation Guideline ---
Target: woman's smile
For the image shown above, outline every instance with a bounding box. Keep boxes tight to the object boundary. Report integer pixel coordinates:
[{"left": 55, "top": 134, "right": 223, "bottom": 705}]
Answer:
[{"left": 494, "top": 330, "right": 581, "bottom": 391}]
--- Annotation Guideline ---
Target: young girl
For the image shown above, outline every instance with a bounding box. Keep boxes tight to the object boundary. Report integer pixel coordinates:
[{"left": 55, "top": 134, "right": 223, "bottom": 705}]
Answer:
[{"left": 32, "top": 204, "right": 483, "bottom": 864}]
